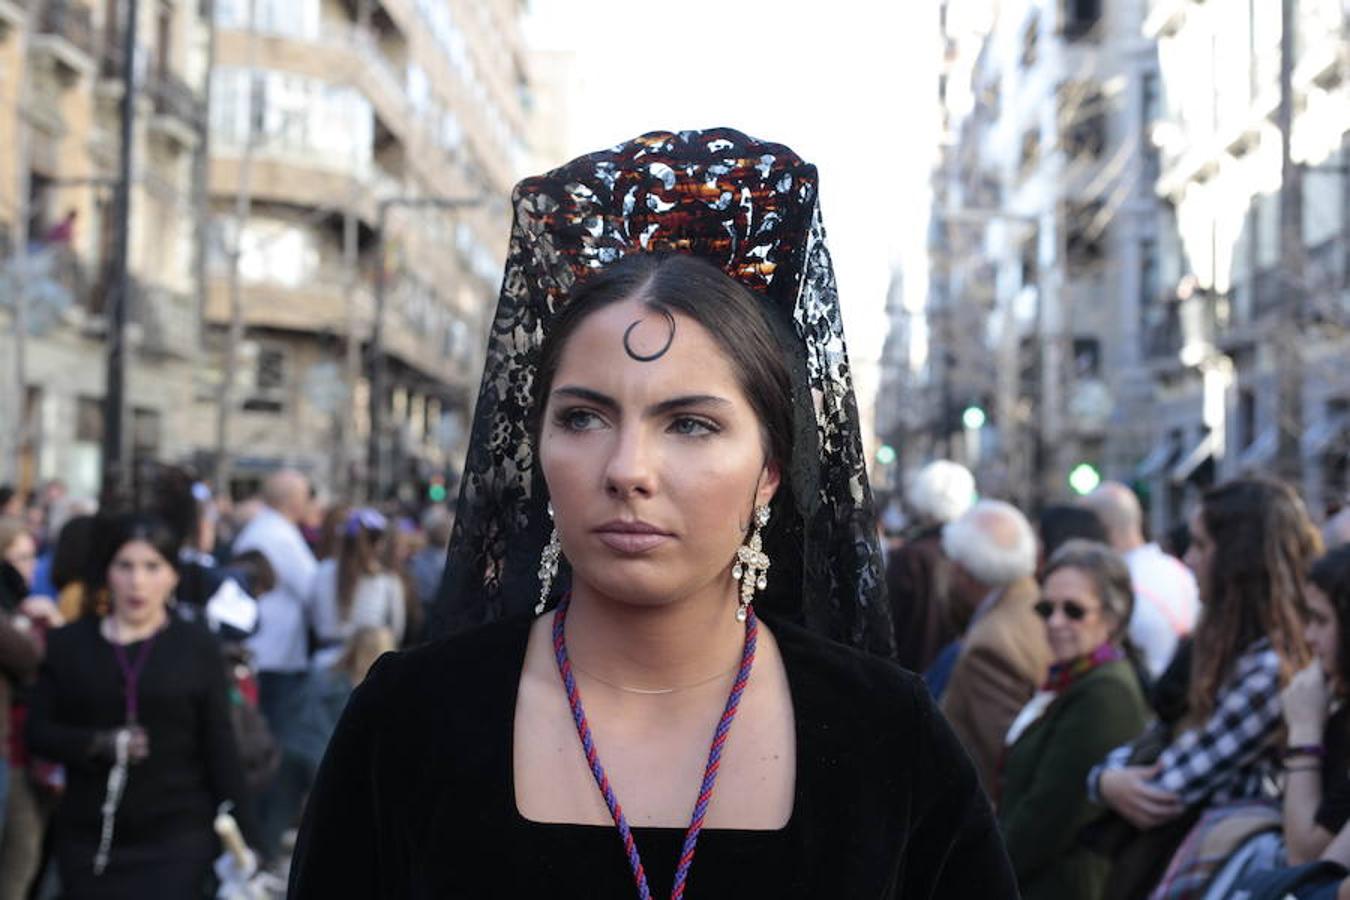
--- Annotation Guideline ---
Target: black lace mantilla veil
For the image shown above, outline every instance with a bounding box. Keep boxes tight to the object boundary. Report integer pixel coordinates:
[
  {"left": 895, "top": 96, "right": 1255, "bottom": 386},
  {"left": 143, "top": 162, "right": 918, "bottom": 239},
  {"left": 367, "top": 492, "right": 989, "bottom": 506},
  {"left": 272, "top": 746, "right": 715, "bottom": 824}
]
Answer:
[{"left": 431, "top": 127, "right": 895, "bottom": 657}]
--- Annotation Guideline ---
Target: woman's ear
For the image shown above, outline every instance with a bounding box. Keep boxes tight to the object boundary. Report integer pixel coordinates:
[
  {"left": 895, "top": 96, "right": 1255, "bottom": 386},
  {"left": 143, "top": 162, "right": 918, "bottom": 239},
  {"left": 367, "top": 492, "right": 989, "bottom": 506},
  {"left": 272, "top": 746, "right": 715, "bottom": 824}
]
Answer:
[{"left": 756, "top": 459, "right": 782, "bottom": 510}]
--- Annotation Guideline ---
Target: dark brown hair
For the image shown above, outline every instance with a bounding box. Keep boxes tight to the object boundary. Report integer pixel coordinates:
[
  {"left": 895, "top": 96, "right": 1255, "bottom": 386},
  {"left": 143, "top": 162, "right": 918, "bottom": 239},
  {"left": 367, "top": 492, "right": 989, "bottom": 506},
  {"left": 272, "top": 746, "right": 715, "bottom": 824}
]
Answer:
[
  {"left": 532, "top": 253, "right": 794, "bottom": 487},
  {"left": 1188, "top": 478, "right": 1319, "bottom": 723},
  {"left": 1310, "top": 545, "right": 1350, "bottom": 689}
]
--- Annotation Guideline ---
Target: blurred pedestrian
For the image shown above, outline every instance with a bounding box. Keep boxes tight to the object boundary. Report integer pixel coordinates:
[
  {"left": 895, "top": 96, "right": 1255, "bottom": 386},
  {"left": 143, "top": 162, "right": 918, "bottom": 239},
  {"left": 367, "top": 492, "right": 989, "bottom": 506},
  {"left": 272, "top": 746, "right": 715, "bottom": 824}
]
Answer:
[
  {"left": 1278, "top": 544, "right": 1350, "bottom": 866},
  {"left": 1325, "top": 506, "right": 1350, "bottom": 551},
  {"left": 886, "top": 460, "right": 980, "bottom": 672},
  {"left": 289, "top": 626, "right": 394, "bottom": 779},
  {"left": 0, "top": 491, "right": 19, "bottom": 521},
  {"left": 0, "top": 523, "right": 43, "bottom": 850},
  {"left": 0, "top": 518, "right": 63, "bottom": 900},
  {"left": 233, "top": 470, "right": 317, "bottom": 724},
  {"left": 310, "top": 508, "right": 405, "bottom": 670},
  {"left": 152, "top": 469, "right": 259, "bottom": 641},
  {"left": 383, "top": 516, "right": 423, "bottom": 646},
  {"left": 1037, "top": 503, "right": 1108, "bottom": 570},
  {"left": 1000, "top": 540, "right": 1149, "bottom": 900},
  {"left": 939, "top": 499, "right": 1050, "bottom": 794},
  {"left": 1084, "top": 483, "right": 1200, "bottom": 679},
  {"left": 312, "top": 504, "right": 351, "bottom": 563},
  {"left": 230, "top": 470, "right": 316, "bottom": 865},
  {"left": 409, "top": 506, "right": 452, "bottom": 628},
  {"left": 48, "top": 515, "right": 99, "bottom": 622},
  {"left": 26, "top": 513, "right": 257, "bottom": 898},
  {"left": 1088, "top": 477, "right": 1319, "bottom": 899}
]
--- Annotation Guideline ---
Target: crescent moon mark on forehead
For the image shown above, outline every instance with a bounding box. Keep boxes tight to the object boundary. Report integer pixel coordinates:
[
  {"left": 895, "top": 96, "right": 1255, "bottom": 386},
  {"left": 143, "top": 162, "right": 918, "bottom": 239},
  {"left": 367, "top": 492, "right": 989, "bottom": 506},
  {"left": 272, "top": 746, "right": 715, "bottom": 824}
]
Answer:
[{"left": 622, "top": 308, "right": 677, "bottom": 362}]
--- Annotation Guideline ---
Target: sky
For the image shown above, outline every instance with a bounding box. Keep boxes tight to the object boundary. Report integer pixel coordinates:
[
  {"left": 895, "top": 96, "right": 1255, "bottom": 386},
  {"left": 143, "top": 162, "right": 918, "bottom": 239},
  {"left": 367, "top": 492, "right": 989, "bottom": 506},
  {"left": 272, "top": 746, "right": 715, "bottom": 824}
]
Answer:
[{"left": 521, "top": 0, "right": 941, "bottom": 430}]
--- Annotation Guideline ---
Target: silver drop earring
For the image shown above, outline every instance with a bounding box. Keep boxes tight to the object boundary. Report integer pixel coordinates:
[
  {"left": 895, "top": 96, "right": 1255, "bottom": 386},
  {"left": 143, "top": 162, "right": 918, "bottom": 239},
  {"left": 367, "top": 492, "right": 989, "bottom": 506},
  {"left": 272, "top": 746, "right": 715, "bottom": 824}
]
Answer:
[
  {"left": 536, "top": 503, "right": 561, "bottom": 615},
  {"left": 732, "top": 505, "right": 771, "bottom": 623}
]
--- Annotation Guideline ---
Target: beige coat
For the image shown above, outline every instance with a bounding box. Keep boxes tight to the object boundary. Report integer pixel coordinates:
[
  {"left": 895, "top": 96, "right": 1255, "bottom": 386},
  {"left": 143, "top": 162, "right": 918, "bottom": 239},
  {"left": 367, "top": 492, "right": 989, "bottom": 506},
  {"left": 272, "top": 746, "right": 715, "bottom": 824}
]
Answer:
[{"left": 940, "top": 576, "right": 1052, "bottom": 799}]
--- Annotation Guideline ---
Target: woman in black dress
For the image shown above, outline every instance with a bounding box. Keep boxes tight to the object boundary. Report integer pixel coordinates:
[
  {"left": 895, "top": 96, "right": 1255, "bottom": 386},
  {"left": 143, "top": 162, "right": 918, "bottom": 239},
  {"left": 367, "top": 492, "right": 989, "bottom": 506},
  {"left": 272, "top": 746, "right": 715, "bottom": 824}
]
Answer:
[
  {"left": 290, "top": 129, "right": 1015, "bottom": 899},
  {"left": 26, "top": 513, "right": 253, "bottom": 899}
]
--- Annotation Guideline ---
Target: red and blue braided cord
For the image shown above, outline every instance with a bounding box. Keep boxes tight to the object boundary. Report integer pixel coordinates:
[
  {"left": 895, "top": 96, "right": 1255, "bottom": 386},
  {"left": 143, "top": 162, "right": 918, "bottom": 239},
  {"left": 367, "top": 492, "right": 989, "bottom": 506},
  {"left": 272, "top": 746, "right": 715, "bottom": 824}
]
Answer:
[{"left": 552, "top": 593, "right": 758, "bottom": 900}]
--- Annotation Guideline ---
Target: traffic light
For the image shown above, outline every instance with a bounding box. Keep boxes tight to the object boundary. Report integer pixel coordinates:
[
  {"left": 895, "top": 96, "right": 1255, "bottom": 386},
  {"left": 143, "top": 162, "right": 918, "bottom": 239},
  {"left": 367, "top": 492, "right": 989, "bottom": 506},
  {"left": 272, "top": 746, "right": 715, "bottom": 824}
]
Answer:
[
  {"left": 876, "top": 444, "right": 897, "bottom": 466},
  {"left": 961, "top": 405, "right": 987, "bottom": 430},
  {"left": 1068, "top": 463, "right": 1102, "bottom": 496},
  {"left": 427, "top": 474, "right": 447, "bottom": 503}
]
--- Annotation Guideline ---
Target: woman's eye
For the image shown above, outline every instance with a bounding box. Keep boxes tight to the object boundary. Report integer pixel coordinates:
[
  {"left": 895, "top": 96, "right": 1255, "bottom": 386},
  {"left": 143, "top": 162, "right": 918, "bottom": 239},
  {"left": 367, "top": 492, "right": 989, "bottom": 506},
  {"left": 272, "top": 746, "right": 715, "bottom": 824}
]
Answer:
[
  {"left": 557, "top": 409, "right": 603, "bottom": 431},
  {"left": 669, "top": 416, "right": 717, "bottom": 437}
]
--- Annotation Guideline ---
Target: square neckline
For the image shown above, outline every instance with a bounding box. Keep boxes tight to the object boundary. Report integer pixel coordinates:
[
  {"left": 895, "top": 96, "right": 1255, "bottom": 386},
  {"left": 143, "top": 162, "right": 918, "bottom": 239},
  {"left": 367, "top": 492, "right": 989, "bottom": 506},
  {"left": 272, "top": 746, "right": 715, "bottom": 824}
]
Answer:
[{"left": 506, "top": 612, "right": 802, "bottom": 837}]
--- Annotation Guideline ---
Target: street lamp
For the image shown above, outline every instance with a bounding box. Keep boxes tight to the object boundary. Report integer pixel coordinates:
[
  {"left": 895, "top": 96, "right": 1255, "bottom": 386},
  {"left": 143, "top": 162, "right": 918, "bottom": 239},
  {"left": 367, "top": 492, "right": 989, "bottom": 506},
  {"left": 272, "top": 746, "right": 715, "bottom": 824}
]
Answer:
[{"left": 367, "top": 194, "right": 489, "bottom": 500}]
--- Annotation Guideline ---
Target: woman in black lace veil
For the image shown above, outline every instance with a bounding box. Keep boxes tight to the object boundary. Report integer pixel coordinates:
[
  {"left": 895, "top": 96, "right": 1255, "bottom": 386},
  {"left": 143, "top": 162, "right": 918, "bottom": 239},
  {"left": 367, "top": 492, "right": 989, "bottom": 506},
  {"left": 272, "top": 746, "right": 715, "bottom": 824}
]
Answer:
[
  {"left": 431, "top": 128, "right": 893, "bottom": 656},
  {"left": 290, "top": 129, "right": 1014, "bottom": 899}
]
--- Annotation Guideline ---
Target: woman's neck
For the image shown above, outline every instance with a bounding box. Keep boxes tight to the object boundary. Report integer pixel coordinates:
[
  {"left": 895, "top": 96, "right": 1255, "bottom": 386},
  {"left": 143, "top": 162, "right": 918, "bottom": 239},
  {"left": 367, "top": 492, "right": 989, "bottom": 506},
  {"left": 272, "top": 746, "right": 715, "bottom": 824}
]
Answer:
[
  {"left": 560, "top": 580, "right": 747, "bottom": 693},
  {"left": 104, "top": 608, "right": 169, "bottom": 644}
]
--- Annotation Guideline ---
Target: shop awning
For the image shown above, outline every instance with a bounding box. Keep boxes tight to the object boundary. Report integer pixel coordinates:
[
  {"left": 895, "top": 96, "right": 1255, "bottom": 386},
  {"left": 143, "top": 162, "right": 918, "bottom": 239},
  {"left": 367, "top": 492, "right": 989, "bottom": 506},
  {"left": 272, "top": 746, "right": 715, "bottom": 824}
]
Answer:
[
  {"left": 1303, "top": 416, "right": 1348, "bottom": 457},
  {"left": 1235, "top": 427, "right": 1278, "bottom": 472},
  {"left": 1170, "top": 432, "right": 1215, "bottom": 484},
  {"left": 1134, "top": 436, "right": 1177, "bottom": 480}
]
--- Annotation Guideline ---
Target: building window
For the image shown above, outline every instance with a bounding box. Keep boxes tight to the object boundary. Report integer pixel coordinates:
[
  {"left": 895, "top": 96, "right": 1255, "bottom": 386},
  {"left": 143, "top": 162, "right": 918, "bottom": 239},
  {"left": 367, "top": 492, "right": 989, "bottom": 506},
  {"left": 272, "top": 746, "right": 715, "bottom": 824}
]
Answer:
[
  {"left": 1061, "top": 0, "right": 1101, "bottom": 40},
  {"left": 132, "top": 407, "right": 161, "bottom": 460},
  {"left": 214, "top": 0, "right": 319, "bottom": 41},
  {"left": 155, "top": 1, "right": 172, "bottom": 77},
  {"left": 1237, "top": 388, "right": 1257, "bottom": 450},
  {"left": 1073, "top": 338, "right": 1102, "bottom": 378},
  {"left": 76, "top": 397, "right": 104, "bottom": 443},
  {"left": 1019, "top": 127, "right": 1041, "bottom": 177},
  {"left": 1059, "top": 81, "right": 1107, "bottom": 160},
  {"left": 210, "top": 68, "right": 374, "bottom": 176},
  {"left": 1065, "top": 201, "right": 1106, "bottom": 273},
  {"left": 1021, "top": 12, "right": 1039, "bottom": 68},
  {"left": 244, "top": 345, "right": 288, "bottom": 414},
  {"left": 1021, "top": 233, "right": 1039, "bottom": 288}
]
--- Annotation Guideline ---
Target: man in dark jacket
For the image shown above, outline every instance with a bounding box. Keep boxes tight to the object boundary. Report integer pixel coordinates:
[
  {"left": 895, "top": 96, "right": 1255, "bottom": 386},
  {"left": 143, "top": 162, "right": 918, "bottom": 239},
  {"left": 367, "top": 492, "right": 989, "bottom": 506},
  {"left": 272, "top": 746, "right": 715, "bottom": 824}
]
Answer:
[{"left": 887, "top": 460, "right": 982, "bottom": 672}]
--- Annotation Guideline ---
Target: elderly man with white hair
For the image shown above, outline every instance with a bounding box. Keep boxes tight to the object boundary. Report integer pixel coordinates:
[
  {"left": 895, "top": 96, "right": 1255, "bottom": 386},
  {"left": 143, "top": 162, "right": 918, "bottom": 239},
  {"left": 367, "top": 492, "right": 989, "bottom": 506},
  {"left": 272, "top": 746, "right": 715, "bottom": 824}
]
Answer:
[
  {"left": 885, "top": 460, "right": 981, "bottom": 672},
  {"left": 938, "top": 499, "right": 1051, "bottom": 796}
]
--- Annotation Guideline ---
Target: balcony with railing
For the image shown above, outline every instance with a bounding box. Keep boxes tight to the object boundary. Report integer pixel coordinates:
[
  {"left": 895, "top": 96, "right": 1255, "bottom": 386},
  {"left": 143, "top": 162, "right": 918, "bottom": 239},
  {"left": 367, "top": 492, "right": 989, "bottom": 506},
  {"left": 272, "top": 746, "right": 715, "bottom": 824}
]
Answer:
[
  {"left": 0, "top": 0, "right": 28, "bottom": 36},
  {"left": 1142, "top": 295, "right": 1182, "bottom": 363},
  {"left": 1250, "top": 267, "right": 1284, "bottom": 321},
  {"left": 146, "top": 68, "right": 204, "bottom": 146},
  {"left": 34, "top": 0, "right": 96, "bottom": 80}
]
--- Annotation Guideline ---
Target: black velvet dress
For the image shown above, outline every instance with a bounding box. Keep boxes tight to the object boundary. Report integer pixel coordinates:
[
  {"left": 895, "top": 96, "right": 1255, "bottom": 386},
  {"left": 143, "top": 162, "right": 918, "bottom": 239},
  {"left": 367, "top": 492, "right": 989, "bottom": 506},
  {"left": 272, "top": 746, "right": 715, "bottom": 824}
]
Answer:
[{"left": 289, "top": 613, "right": 1017, "bottom": 898}]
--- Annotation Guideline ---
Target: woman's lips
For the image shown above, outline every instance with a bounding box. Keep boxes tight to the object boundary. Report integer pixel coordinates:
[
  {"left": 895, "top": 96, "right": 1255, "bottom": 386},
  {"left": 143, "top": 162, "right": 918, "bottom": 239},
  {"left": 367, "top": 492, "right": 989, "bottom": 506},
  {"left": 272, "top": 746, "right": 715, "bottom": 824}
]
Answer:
[{"left": 594, "top": 522, "right": 673, "bottom": 555}]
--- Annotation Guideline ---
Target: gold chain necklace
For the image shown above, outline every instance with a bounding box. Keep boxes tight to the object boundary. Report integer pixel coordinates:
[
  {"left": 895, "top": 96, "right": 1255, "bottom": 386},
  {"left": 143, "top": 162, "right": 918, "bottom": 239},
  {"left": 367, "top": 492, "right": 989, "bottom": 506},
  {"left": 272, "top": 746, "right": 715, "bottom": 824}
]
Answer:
[{"left": 567, "top": 660, "right": 740, "bottom": 695}]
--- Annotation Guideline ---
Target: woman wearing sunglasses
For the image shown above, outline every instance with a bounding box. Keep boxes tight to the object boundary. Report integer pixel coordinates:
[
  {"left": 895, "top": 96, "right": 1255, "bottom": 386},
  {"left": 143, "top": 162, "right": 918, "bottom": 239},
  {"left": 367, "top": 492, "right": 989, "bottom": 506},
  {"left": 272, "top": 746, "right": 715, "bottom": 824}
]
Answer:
[{"left": 999, "top": 540, "right": 1149, "bottom": 900}]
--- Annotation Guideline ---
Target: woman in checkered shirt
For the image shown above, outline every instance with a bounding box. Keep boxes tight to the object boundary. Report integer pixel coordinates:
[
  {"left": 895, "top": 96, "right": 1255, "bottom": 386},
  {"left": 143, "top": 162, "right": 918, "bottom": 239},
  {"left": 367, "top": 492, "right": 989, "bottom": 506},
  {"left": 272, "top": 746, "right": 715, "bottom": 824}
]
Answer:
[{"left": 1087, "top": 480, "right": 1320, "bottom": 876}]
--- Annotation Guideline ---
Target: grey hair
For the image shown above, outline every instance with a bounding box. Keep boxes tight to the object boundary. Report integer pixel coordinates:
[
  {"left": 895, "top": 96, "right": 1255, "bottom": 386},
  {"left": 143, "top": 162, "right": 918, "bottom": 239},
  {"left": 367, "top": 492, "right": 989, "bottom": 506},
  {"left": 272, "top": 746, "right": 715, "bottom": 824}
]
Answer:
[
  {"left": 941, "top": 499, "right": 1037, "bottom": 587},
  {"left": 1042, "top": 539, "right": 1135, "bottom": 641},
  {"left": 907, "top": 460, "right": 976, "bottom": 525}
]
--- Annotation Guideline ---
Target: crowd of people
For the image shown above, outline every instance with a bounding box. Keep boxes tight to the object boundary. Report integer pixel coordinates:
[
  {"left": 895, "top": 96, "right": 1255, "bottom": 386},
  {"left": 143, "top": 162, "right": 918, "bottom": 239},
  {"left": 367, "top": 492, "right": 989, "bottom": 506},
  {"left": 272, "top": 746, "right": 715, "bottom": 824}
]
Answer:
[
  {"left": 884, "top": 460, "right": 1350, "bottom": 900},
  {"left": 0, "top": 470, "right": 452, "bottom": 898},
  {"left": 4, "top": 456, "right": 1350, "bottom": 899}
]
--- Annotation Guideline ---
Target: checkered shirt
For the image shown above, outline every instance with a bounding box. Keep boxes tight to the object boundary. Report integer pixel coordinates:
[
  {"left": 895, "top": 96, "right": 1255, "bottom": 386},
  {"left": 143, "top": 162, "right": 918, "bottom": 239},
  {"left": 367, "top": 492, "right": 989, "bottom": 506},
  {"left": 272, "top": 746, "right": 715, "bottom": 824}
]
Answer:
[{"left": 1088, "top": 638, "right": 1282, "bottom": 806}]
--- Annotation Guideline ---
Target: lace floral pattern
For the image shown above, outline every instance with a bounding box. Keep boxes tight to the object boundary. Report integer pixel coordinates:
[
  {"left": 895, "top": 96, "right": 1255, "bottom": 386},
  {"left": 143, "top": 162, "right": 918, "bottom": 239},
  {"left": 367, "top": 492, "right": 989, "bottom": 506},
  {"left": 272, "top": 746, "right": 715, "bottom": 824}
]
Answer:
[{"left": 433, "top": 128, "right": 893, "bottom": 657}]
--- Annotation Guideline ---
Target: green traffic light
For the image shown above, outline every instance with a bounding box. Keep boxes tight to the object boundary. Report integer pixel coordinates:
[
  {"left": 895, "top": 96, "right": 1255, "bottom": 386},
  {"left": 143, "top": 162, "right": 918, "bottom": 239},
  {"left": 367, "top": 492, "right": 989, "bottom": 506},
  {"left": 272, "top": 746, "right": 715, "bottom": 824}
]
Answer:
[
  {"left": 428, "top": 484, "right": 447, "bottom": 502},
  {"left": 1069, "top": 463, "right": 1102, "bottom": 496},
  {"left": 876, "top": 444, "right": 897, "bottom": 466},
  {"left": 961, "top": 406, "right": 987, "bottom": 430}
]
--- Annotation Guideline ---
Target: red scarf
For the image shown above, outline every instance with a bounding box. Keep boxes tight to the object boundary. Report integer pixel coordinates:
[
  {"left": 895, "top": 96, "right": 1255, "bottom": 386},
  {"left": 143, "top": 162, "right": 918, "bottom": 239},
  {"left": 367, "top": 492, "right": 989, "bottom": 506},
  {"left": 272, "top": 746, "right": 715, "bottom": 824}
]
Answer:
[{"left": 1042, "top": 642, "right": 1123, "bottom": 693}]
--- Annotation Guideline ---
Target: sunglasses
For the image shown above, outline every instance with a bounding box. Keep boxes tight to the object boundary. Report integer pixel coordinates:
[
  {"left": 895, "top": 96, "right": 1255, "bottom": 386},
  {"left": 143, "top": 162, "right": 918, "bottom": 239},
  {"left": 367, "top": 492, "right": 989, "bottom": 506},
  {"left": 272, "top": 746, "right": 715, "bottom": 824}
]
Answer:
[{"left": 1034, "top": 599, "right": 1093, "bottom": 622}]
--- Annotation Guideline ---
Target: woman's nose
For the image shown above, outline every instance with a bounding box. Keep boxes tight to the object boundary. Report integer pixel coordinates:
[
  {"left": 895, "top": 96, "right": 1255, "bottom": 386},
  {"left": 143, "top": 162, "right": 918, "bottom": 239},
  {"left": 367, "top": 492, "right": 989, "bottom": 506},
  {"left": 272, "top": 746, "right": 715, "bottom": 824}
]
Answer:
[{"left": 604, "top": 426, "right": 657, "bottom": 498}]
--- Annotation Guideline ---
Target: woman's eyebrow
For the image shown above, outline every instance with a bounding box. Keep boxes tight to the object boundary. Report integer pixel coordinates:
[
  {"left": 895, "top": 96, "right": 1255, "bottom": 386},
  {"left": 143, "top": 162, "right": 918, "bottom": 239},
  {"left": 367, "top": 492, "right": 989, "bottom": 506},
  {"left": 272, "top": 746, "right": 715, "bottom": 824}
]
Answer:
[
  {"left": 551, "top": 387, "right": 731, "bottom": 417},
  {"left": 648, "top": 395, "right": 732, "bottom": 416},
  {"left": 551, "top": 385, "right": 618, "bottom": 409}
]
